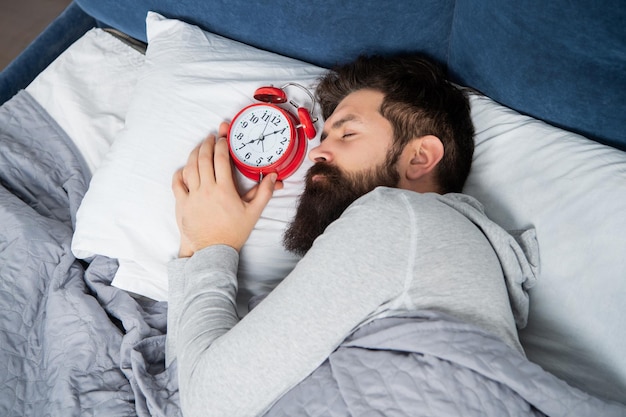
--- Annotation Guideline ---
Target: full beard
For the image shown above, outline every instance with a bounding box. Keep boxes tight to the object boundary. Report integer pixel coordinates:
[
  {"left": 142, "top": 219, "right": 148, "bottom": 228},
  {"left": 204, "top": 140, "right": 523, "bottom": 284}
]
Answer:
[{"left": 283, "top": 159, "right": 399, "bottom": 256}]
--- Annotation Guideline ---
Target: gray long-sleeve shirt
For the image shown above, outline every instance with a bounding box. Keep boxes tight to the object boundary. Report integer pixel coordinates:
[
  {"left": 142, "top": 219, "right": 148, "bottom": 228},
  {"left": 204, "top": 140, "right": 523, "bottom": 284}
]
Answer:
[{"left": 167, "top": 187, "right": 538, "bottom": 417}]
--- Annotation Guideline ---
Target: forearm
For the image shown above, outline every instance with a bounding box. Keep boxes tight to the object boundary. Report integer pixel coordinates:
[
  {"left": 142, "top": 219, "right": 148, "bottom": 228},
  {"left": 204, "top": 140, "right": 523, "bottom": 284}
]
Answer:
[{"left": 167, "top": 245, "right": 241, "bottom": 411}]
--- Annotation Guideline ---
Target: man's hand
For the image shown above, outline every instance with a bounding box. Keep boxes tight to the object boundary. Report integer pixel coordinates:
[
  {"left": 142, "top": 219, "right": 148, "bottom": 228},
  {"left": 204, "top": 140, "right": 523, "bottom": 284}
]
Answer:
[{"left": 172, "top": 122, "right": 281, "bottom": 257}]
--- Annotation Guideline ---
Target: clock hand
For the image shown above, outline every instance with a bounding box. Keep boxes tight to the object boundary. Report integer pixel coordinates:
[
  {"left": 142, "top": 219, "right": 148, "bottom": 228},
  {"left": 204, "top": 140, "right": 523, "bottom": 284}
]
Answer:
[
  {"left": 237, "top": 128, "right": 285, "bottom": 152},
  {"left": 258, "top": 118, "right": 271, "bottom": 152},
  {"left": 236, "top": 138, "right": 257, "bottom": 150},
  {"left": 237, "top": 132, "right": 275, "bottom": 151},
  {"left": 257, "top": 128, "right": 286, "bottom": 140}
]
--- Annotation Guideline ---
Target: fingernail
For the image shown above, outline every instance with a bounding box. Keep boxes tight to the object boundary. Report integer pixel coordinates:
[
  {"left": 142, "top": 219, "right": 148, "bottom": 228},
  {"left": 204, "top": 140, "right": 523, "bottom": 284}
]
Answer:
[{"left": 270, "top": 173, "right": 278, "bottom": 183}]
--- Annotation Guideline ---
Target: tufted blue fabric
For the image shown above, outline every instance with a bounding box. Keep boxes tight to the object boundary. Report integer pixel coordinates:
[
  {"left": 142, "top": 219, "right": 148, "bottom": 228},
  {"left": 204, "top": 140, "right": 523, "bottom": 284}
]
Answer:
[
  {"left": 75, "top": 0, "right": 455, "bottom": 68},
  {"left": 448, "top": 0, "right": 626, "bottom": 150}
]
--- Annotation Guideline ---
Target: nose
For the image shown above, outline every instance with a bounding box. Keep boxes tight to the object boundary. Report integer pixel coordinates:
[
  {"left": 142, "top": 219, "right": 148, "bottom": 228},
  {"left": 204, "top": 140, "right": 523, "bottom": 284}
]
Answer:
[{"left": 308, "top": 141, "right": 332, "bottom": 163}]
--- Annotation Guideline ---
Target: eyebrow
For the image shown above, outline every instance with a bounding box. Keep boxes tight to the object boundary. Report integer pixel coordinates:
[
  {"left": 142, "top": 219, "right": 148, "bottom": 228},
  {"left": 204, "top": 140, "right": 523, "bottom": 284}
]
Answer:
[{"left": 320, "top": 114, "right": 361, "bottom": 141}]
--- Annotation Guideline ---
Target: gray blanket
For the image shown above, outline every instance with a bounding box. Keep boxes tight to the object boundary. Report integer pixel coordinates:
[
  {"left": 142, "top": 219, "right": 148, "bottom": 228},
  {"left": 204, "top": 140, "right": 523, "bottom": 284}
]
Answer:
[
  {"left": 1, "top": 91, "right": 624, "bottom": 417},
  {"left": 0, "top": 91, "right": 174, "bottom": 416},
  {"left": 265, "top": 312, "right": 626, "bottom": 416}
]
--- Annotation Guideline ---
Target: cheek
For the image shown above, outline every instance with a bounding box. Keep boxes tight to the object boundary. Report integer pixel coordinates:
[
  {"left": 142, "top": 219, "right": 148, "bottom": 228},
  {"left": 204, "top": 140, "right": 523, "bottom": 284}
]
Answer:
[
  {"left": 341, "top": 145, "right": 387, "bottom": 174},
  {"left": 355, "top": 136, "right": 393, "bottom": 168}
]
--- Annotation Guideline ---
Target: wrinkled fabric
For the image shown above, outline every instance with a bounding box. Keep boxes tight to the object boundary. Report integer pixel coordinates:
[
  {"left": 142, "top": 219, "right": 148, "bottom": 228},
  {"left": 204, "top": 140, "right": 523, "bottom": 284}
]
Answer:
[
  {"left": 266, "top": 312, "right": 626, "bottom": 417},
  {"left": 0, "top": 91, "right": 173, "bottom": 416}
]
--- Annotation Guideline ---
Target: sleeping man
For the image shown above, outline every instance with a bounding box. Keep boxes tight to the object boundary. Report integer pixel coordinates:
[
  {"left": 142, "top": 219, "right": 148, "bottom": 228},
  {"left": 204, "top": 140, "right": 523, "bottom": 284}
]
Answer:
[{"left": 166, "top": 54, "right": 539, "bottom": 416}]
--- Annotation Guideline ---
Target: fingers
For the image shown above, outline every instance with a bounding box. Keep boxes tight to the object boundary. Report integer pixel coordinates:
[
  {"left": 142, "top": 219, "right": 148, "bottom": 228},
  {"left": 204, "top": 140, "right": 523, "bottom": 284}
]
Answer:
[
  {"left": 212, "top": 136, "right": 235, "bottom": 186},
  {"left": 181, "top": 123, "right": 232, "bottom": 189},
  {"left": 197, "top": 134, "right": 217, "bottom": 186},
  {"left": 242, "top": 175, "right": 283, "bottom": 202},
  {"left": 247, "top": 173, "right": 279, "bottom": 217},
  {"left": 177, "top": 123, "right": 279, "bottom": 209},
  {"left": 218, "top": 121, "right": 230, "bottom": 139},
  {"left": 182, "top": 143, "right": 201, "bottom": 190},
  {"left": 241, "top": 185, "right": 257, "bottom": 203},
  {"left": 172, "top": 168, "right": 188, "bottom": 199},
  {"left": 194, "top": 132, "right": 233, "bottom": 187}
]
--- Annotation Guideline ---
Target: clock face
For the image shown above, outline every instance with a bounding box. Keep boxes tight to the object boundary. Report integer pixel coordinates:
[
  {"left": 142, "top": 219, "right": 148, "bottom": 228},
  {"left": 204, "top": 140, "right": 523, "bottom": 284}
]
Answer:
[{"left": 229, "top": 104, "right": 295, "bottom": 168}]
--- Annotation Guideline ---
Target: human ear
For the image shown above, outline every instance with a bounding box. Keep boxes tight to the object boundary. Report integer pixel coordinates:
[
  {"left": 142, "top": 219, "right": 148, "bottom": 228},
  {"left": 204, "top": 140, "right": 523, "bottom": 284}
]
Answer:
[{"left": 405, "top": 135, "right": 444, "bottom": 180}]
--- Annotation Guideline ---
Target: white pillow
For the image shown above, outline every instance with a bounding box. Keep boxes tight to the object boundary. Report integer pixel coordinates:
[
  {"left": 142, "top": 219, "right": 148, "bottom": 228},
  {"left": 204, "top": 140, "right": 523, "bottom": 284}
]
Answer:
[
  {"left": 26, "top": 28, "right": 145, "bottom": 174},
  {"left": 72, "top": 13, "right": 326, "bottom": 312},
  {"left": 464, "top": 92, "right": 626, "bottom": 403}
]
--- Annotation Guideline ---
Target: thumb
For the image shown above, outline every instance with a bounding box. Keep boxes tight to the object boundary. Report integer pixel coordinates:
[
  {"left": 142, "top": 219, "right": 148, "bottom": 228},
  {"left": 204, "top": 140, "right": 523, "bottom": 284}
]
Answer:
[
  {"left": 247, "top": 173, "right": 279, "bottom": 216},
  {"left": 172, "top": 169, "right": 188, "bottom": 199}
]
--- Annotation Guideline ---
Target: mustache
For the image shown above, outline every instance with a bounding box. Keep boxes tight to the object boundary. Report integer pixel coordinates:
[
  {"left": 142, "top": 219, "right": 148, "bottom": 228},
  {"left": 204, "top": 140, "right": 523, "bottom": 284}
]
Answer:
[{"left": 304, "top": 162, "right": 344, "bottom": 185}]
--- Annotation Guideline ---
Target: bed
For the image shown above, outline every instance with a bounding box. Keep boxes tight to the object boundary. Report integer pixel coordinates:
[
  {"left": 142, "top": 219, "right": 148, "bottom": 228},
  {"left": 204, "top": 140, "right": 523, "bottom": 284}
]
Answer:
[{"left": 0, "top": 0, "right": 625, "bottom": 415}]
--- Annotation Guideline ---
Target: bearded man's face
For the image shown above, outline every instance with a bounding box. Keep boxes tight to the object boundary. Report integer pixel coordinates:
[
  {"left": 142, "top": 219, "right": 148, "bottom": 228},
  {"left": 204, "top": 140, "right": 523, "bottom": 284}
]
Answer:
[{"left": 283, "top": 158, "right": 399, "bottom": 256}]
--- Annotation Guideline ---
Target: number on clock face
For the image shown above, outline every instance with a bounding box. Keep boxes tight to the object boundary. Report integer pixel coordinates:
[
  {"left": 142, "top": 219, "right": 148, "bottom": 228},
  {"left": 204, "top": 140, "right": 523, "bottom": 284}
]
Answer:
[{"left": 230, "top": 105, "right": 293, "bottom": 168}]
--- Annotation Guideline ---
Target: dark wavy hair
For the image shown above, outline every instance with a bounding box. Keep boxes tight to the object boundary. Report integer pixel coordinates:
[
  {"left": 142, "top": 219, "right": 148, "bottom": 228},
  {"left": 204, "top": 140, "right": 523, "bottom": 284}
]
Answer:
[{"left": 316, "top": 54, "right": 474, "bottom": 193}]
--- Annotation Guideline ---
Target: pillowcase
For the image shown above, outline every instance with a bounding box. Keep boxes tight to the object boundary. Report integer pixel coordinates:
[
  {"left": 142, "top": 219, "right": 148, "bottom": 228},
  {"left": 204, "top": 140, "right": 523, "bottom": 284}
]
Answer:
[
  {"left": 463, "top": 92, "right": 626, "bottom": 403},
  {"left": 26, "top": 28, "right": 145, "bottom": 174},
  {"left": 72, "top": 13, "right": 326, "bottom": 313}
]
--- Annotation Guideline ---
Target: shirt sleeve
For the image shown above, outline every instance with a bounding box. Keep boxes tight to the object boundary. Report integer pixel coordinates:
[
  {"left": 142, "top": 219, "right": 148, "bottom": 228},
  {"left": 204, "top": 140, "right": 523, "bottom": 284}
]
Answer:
[
  {"left": 168, "top": 187, "right": 415, "bottom": 417},
  {"left": 165, "top": 256, "right": 187, "bottom": 367}
]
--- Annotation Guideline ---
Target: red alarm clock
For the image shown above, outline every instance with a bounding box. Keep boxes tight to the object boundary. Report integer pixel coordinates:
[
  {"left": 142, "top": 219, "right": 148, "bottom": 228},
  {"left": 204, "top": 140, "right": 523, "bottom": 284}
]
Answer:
[{"left": 227, "top": 83, "right": 317, "bottom": 181}]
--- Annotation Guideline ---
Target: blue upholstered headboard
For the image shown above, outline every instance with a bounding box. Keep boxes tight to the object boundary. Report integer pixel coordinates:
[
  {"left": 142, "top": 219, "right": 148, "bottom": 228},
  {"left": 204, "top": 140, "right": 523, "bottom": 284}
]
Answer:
[{"left": 1, "top": 0, "right": 624, "bottom": 151}]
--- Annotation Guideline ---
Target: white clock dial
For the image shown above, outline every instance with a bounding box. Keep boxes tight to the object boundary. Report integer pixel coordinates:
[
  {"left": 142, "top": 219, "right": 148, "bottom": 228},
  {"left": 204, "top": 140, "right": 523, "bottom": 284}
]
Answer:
[{"left": 230, "top": 104, "right": 294, "bottom": 168}]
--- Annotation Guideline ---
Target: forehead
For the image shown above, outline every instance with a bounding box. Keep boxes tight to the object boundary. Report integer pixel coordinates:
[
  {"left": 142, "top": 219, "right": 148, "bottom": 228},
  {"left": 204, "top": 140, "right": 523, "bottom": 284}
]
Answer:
[
  {"left": 322, "top": 89, "right": 386, "bottom": 133},
  {"left": 332, "top": 89, "right": 384, "bottom": 117}
]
